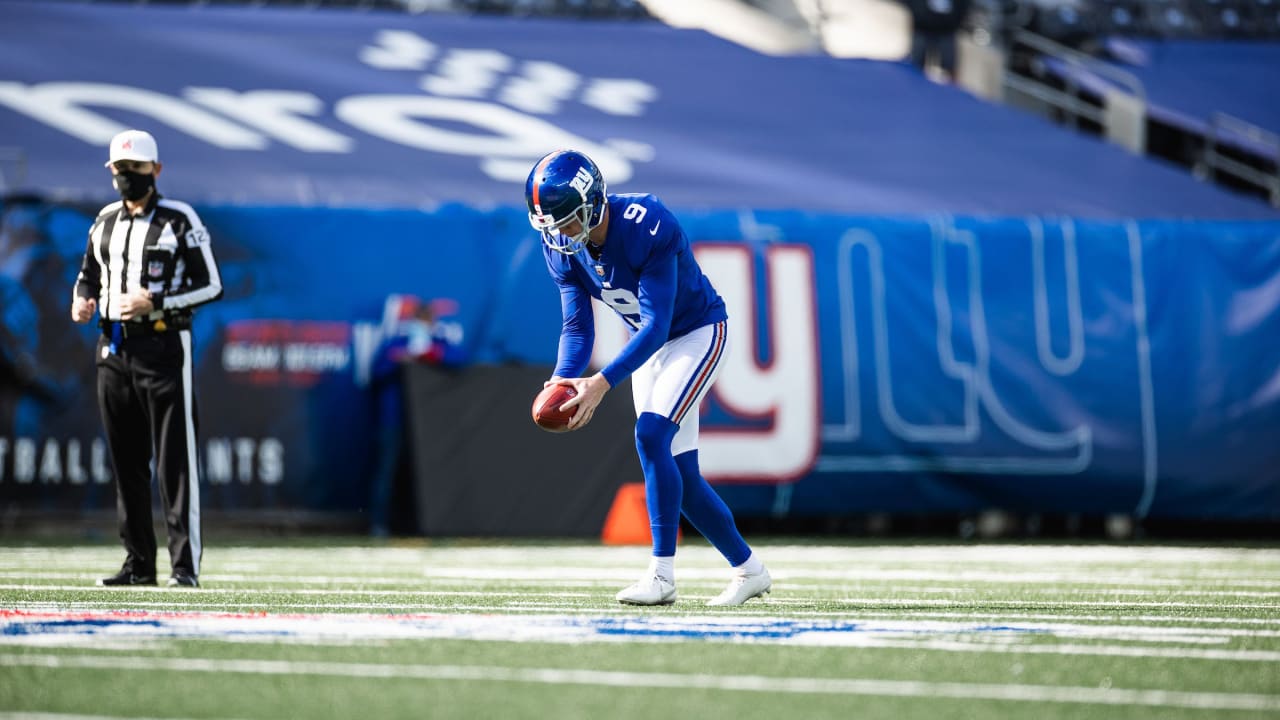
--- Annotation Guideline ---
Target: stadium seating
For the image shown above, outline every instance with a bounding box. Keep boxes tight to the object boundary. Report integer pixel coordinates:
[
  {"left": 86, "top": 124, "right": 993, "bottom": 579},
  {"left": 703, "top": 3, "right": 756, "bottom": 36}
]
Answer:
[
  {"left": 1002, "top": 32, "right": 1280, "bottom": 205},
  {"left": 965, "top": 0, "right": 1280, "bottom": 206},
  {"left": 974, "top": 0, "right": 1280, "bottom": 40}
]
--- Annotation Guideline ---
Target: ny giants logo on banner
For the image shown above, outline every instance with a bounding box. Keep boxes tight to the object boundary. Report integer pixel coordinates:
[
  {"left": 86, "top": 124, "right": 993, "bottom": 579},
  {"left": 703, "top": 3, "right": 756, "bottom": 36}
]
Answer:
[{"left": 592, "top": 244, "right": 822, "bottom": 484}]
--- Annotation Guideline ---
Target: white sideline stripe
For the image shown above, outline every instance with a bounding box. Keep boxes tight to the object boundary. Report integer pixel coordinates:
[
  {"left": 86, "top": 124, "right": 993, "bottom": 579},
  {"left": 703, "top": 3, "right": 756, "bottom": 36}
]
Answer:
[
  {"left": 12, "top": 577, "right": 1280, "bottom": 601},
  {"left": 7, "top": 595, "right": 1280, "bottom": 626},
  {"left": 418, "top": 567, "right": 1280, "bottom": 588},
  {"left": 7, "top": 566, "right": 1280, "bottom": 586},
  {"left": 7, "top": 585, "right": 1278, "bottom": 611},
  {"left": 15, "top": 603, "right": 1275, "bottom": 642},
  {"left": 880, "top": 585, "right": 1280, "bottom": 598},
  {"left": 7, "top": 569, "right": 1280, "bottom": 590},
  {"left": 857, "top": 639, "right": 1280, "bottom": 662},
  {"left": 6, "top": 547, "right": 1280, "bottom": 574},
  {"left": 19, "top": 570, "right": 1280, "bottom": 595},
  {"left": 3, "top": 607, "right": 1279, "bottom": 661},
  {"left": 841, "top": 610, "right": 1280, "bottom": 627},
  {"left": 1, "top": 654, "right": 1276, "bottom": 711},
  {"left": 0, "top": 714, "right": 240, "bottom": 720},
  {"left": 4, "top": 544, "right": 1277, "bottom": 563},
  {"left": 5, "top": 633, "right": 1276, "bottom": 663},
  {"left": 11, "top": 599, "right": 1280, "bottom": 639},
  {"left": 815, "top": 597, "right": 1280, "bottom": 610},
  {"left": 0, "top": 585, "right": 590, "bottom": 599}
]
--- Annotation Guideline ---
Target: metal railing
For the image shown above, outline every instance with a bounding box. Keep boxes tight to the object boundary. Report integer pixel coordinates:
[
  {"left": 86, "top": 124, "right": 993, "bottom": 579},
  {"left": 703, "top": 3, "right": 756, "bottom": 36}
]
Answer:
[
  {"left": 1001, "top": 29, "right": 1147, "bottom": 153},
  {"left": 1199, "top": 112, "right": 1280, "bottom": 207}
]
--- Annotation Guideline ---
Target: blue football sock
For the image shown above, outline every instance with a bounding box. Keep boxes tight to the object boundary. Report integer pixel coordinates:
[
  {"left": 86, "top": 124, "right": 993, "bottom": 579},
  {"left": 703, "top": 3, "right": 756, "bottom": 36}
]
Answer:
[
  {"left": 676, "top": 449, "right": 752, "bottom": 566},
  {"left": 634, "top": 412, "right": 682, "bottom": 557}
]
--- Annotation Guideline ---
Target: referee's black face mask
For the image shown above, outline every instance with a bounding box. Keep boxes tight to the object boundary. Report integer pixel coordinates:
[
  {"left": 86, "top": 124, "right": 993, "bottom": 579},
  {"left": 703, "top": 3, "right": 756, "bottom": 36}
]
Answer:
[{"left": 112, "top": 170, "right": 154, "bottom": 202}]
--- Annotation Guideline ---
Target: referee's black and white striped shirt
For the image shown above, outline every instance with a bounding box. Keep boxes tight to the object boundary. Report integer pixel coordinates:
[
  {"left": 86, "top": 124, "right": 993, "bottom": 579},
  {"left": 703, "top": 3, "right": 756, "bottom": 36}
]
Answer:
[{"left": 74, "top": 193, "right": 223, "bottom": 322}]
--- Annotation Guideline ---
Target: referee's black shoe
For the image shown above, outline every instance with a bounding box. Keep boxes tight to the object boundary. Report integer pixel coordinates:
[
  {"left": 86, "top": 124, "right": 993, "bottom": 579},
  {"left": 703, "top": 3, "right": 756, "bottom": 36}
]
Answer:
[
  {"left": 96, "top": 568, "right": 157, "bottom": 587},
  {"left": 167, "top": 571, "right": 199, "bottom": 588}
]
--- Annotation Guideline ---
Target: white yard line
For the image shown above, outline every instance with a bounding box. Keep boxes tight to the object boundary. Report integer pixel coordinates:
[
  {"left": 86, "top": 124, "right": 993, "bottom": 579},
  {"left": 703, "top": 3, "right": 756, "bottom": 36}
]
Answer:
[
  {"left": 0, "top": 707, "right": 240, "bottom": 712},
  {"left": 9, "top": 569, "right": 1280, "bottom": 589},
  {"left": 0, "top": 584, "right": 590, "bottom": 598},
  {"left": 747, "top": 594, "right": 1280, "bottom": 608},
  {"left": 4, "top": 544, "right": 1279, "bottom": 567},
  {"left": 1, "top": 653, "right": 1276, "bottom": 711},
  {"left": 4, "top": 608, "right": 1278, "bottom": 659},
  {"left": 796, "top": 609, "right": 1280, "bottom": 626},
  {"left": 11, "top": 598, "right": 1280, "bottom": 633},
  {"left": 7, "top": 586, "right": 1280, "bottom": 614},
  {"left": 841, "top": 639, "right": 1280, "bottom": 662},
  {"left": 4, "top": 584, "right": 1278, "bottom": 612},
  {"left": 417, "top": 568, "right": 1280, "bottom": 587},
  {"left": 7, "top": 594, "right": 1280, "bottom": 625}
]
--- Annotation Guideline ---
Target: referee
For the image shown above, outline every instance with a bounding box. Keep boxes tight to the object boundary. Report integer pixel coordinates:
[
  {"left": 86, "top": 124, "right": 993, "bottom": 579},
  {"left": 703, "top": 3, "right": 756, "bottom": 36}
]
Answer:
[{"left": 71, "top": 129, "right": 223, "bottom": 588}]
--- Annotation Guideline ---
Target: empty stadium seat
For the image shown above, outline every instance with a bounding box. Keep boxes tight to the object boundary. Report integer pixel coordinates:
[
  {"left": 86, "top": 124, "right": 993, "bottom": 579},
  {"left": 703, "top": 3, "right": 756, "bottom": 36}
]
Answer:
[
  {"left": 978, "top": 0, "right": 1280, "bottom": 39},
  {"left": 1099, "top": 0, "right": 1142, "bottom": 34},
  {"left": 1029, "top": 0, "right": 1098, "bottom": 43}
]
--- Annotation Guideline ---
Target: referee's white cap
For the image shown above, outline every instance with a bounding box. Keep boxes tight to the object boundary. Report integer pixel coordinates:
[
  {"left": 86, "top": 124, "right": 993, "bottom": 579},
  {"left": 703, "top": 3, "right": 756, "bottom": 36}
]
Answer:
[{"left": 105, "top": 129, "right": 159, "bottom": 167}]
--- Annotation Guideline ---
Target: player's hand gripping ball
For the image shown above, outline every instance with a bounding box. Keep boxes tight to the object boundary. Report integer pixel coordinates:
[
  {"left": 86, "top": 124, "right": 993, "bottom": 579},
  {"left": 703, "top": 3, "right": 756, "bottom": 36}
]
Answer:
[{"left": 532, "top": 384, "right": 578, "bottom": 432}]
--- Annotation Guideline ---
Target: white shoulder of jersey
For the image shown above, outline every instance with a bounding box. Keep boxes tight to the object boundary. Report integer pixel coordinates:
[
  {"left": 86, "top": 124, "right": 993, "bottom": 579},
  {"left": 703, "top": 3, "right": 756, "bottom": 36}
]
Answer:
[{"left": 157, "top": 198, "right": 204, "bottom": 227}]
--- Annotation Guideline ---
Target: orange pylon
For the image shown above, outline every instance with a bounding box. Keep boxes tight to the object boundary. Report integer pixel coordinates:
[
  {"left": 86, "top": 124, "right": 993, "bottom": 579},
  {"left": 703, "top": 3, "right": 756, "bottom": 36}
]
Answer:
[{"left": 601, "top": 482, "right": 682, "bottom": 545}]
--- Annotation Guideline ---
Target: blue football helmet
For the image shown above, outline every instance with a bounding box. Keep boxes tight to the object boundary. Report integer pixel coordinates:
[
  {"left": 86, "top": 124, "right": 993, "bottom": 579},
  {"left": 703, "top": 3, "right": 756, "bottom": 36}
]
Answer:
[{"left": 525, "top": 150, "right": 607, "bottom": 255}]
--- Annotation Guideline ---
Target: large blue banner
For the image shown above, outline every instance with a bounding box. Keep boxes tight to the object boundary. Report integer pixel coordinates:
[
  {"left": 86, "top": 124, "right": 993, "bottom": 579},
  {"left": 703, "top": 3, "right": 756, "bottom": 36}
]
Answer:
[{"left": 4, "top": 201, "right": 1278, "bottom": 520}]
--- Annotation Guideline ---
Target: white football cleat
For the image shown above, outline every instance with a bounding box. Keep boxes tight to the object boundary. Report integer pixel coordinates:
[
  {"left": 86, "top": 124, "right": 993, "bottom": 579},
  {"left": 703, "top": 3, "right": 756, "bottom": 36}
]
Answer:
[
  {"left": 616, "top": 574, "right": 677, "bottom": 605},
  {"left": 707, "top": 567, "right": 772, "bottom": 606}
]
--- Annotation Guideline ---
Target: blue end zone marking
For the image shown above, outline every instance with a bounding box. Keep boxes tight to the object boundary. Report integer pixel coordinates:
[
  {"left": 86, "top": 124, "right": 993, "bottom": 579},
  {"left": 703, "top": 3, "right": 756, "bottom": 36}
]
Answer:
[
  {"left": 972, "top": 625, "right": 1047, "bottom": 633},
  {"left": 2, "top": 613, "right": 1052, "bottom": 644},
  {"left": 588, "top": 619, "right": 862, "bottom": 640},
  {"left": 2, "top": 619, "right": 165, "bottom": 635},
  {"left": 2, "top": 617, "right": 292, "bottom": 639},
  {"left": 584, "top": 619, "right": 1048, "bottom": 640}
]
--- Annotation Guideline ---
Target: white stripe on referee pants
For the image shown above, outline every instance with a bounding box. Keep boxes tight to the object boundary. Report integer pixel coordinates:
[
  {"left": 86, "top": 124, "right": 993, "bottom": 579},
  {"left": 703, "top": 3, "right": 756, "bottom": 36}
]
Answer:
[{"left": 181, "top": 330, "right": 201, "bottom": 576}]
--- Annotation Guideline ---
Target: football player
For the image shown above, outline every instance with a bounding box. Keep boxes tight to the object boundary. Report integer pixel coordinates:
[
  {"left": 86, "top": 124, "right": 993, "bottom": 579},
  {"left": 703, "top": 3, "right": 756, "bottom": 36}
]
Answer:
[{"left": 526, "top": 149, "right": 771, "bottom": 606}]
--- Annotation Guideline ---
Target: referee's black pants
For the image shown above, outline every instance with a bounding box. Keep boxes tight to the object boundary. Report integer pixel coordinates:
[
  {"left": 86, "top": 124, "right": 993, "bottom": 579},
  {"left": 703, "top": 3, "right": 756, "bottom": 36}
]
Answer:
[{"left": 95, "top": 328, "right": 202, "bottom": 579}]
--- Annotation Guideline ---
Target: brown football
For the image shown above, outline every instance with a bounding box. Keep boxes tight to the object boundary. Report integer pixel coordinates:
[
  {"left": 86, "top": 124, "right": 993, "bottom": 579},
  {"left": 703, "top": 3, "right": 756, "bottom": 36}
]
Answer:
[{"left": 532, "top": 384, "right": 578, "bottom": 433}]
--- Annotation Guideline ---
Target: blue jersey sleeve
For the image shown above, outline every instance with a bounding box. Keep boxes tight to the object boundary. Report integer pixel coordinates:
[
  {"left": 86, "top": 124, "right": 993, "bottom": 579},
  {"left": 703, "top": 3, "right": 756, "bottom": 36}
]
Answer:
[
  {"left": 554, "top": 282, "right": 594, "bottom": 378},
  {"left": 546, "top": 254, "right": 595, "bottom": 378}
]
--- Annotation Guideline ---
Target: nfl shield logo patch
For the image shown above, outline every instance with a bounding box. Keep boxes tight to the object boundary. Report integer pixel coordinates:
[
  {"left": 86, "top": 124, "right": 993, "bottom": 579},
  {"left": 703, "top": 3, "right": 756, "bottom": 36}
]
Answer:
[{"left": 148, "top": 260, "right": 165, "bottom": 278}]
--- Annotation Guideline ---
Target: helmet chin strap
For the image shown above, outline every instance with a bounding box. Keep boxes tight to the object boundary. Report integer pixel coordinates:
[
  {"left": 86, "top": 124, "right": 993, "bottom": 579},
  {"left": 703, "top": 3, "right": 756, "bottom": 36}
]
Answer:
[{"left": 581, "top": 202, "right": 611, "bottom": 251}]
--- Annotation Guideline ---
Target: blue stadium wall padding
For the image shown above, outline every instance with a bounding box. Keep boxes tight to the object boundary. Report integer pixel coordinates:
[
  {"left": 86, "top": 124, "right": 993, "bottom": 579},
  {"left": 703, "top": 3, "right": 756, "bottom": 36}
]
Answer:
[
  {"left": 0, "top": 0, "right": 1276, "bottom": 219},
  {"left": 5, "top": 203, "right": 1279, "bottom": 521}
]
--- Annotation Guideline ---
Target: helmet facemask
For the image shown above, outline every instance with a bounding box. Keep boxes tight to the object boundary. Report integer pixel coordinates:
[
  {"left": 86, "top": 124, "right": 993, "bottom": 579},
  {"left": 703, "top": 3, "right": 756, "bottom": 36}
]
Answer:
[{"left": 527, "top": 196, "right": 596, "bottom": 254}]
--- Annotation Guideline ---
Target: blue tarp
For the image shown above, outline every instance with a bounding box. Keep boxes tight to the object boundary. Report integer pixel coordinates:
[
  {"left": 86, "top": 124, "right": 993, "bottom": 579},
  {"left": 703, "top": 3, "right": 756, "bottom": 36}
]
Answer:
[{"left": 0, "top": 1, "right": 1275, "bottom": 218}]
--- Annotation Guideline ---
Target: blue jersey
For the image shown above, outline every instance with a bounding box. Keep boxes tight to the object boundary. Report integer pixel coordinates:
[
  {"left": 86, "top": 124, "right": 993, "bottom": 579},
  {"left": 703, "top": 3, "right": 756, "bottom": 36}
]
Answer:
[{"left": 544, "top": 193, "right": 727, "bottom": 387}]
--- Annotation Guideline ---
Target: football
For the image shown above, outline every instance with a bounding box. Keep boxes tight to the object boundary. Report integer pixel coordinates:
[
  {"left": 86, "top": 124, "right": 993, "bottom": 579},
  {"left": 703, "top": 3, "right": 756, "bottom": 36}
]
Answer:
[{"left": 531, "top": 384, "right": 578, "bottom": 433}]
